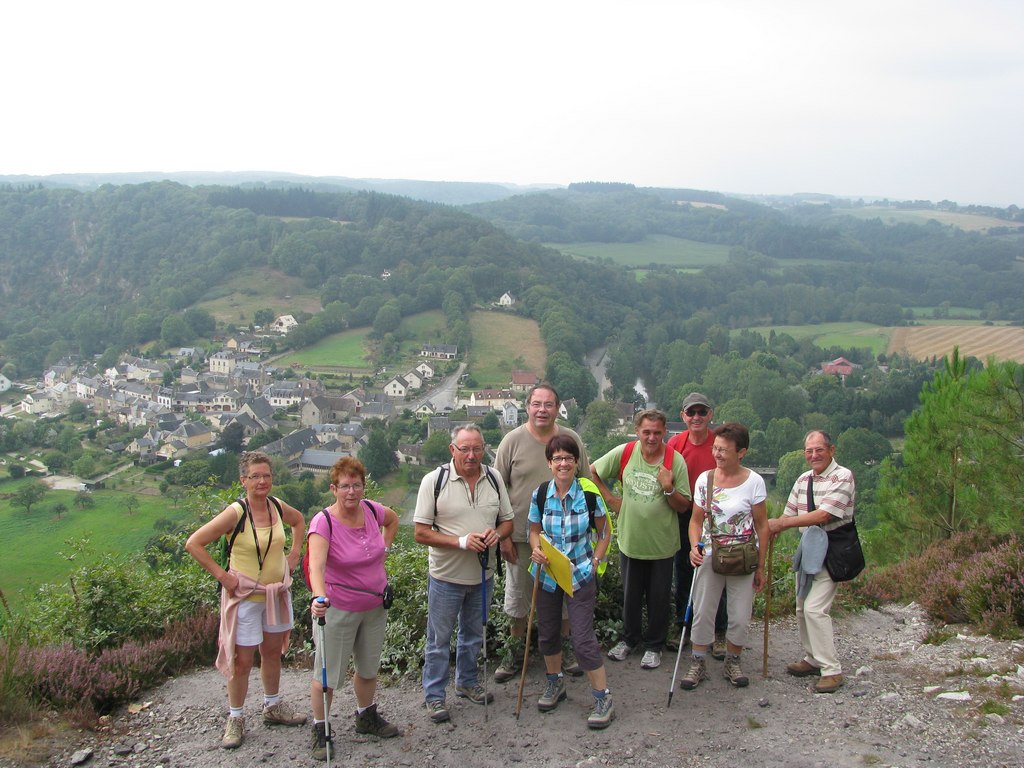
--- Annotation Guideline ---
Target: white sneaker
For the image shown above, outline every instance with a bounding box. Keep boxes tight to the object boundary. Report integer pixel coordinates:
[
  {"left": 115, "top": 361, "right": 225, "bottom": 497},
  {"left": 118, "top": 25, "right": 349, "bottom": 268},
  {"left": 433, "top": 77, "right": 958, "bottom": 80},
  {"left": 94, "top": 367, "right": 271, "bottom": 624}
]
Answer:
[
  {"left": 607, "top": 641, "right": 633, "bottom": 661},
  {"left": 640, "top": 650, "right": 662, "bottom": 669}
]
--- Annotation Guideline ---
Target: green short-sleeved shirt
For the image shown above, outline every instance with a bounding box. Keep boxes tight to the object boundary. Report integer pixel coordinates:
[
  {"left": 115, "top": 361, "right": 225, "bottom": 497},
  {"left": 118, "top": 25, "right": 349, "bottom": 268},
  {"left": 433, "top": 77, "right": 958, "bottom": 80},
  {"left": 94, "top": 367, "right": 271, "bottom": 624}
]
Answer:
[{"left": 592, "top": 443, "right": 690, "bottom": 560}]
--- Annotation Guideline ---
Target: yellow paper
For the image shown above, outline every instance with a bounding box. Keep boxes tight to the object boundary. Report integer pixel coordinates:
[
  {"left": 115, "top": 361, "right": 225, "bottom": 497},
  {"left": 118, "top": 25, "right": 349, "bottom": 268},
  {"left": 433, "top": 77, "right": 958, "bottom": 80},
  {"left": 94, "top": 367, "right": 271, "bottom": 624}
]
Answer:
[{"left": 539, "top": 534, "right": 574, "bottom": 597}]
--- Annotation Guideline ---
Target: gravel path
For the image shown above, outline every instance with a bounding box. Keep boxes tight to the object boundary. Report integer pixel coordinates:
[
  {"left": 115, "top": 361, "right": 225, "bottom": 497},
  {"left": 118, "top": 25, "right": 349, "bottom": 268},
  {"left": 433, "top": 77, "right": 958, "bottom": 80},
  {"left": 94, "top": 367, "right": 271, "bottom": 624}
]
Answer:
[{"left": 8, "top": 603, "right": 1024, "bottom": 768}]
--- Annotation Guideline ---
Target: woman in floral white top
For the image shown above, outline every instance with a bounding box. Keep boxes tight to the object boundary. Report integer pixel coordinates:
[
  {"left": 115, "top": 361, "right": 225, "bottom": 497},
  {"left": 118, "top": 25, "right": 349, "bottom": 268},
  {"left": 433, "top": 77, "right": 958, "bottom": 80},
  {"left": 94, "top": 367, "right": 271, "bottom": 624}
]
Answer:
[{"left": 681, "top": 422, "right": 768, "bottom": 691}]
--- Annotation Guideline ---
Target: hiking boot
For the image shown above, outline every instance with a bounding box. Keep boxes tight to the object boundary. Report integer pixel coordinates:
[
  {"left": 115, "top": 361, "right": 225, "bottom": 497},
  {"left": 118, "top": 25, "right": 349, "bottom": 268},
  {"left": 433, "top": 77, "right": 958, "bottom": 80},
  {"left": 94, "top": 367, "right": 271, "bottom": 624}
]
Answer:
[
  {"left": 537, "top": 675, "right": 567, "bottom": 712},
  {"left": 221, "top": 715, "right": 244, "bottom": 749},
  {"left": 640, "top": 650, "right": 662, "bottom": 669},
  {"left": 587, "top": 693, "right": 615, "bottom": 729},
  {"left": 786, "top": 659, "right": 822, "bottom": 677},
  {"left": 679, "top": 655, "right": 707, "bottom": 690},
  {"left": 666, "top": 625, "right": 689, "bottom": 652},
  {"left": 814, "top": 674, "right": 845, "bottom": 694},
  {"left": 562, "top": 637, "right": 583, "bottom": 677},
  {"left": 263, "top": 700, "right": 307, "bottom": 726},
  {"left": 310, "top": 722, "right": 328, "bottom": 761},
  {"left": 724, "top": 654, "right": 749, "bottom": 687},
  {"left": 455, "top": 684, "right": 494, "bottom": 705},
  {"left": 607, "top": 641, "right": 633, "bottom": 661},
  {"left": 711, "top": 631, "right": 727, "bottom": 660},
  {"left": 494, "top": 638, "right": 524, "bottom": 683},
  {"left": 425, "top": 699, "right": 450, "bottom": 723},
  {"left": 355, "top": 703, "right": 399, "bottom": 738}
]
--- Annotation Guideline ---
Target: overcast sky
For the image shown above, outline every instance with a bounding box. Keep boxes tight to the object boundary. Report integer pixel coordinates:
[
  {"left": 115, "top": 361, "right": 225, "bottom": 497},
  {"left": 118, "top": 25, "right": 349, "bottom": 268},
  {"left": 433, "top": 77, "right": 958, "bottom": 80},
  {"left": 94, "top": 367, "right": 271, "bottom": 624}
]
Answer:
[{"left": 3, "top": 1, "right": 1022, "bottom": 206}]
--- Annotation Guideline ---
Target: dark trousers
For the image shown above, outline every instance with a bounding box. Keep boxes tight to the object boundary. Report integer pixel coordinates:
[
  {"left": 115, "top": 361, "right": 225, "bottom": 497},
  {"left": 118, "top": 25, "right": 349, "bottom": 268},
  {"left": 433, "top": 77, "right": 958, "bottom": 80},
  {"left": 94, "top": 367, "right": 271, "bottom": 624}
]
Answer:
[
  {"left": 674, "top": 514, "right": 727, "bottom": 633},
  {"left": 620, "top": 552, "right": 674, "bottom": 652},
  {"left": 536, "top": 575, "right": 603, "bottom": 671}
]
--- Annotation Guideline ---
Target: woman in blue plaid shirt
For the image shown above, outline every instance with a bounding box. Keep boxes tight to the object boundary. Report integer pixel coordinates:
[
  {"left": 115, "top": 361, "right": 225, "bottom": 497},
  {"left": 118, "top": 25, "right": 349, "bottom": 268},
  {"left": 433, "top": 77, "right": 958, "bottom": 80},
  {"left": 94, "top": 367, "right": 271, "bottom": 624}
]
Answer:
[{"left": 528, "top": 434, "right": 615, "bottom": 729}]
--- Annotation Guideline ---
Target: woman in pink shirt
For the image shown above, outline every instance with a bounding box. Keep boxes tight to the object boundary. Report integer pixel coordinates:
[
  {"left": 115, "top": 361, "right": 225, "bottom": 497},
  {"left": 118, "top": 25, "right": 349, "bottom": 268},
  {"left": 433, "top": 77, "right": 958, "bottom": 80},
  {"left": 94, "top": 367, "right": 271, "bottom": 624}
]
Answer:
[{"left": 308, "top": 457, "right": 400, "bottom": 758}]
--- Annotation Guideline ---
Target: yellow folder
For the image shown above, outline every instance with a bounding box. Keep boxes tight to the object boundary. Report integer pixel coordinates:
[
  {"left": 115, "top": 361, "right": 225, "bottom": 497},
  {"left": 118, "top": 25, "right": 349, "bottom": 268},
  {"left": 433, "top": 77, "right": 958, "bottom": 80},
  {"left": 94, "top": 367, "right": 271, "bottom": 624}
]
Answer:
[{"left": 539, "top": 534, "right": 574, "bottom": 597}]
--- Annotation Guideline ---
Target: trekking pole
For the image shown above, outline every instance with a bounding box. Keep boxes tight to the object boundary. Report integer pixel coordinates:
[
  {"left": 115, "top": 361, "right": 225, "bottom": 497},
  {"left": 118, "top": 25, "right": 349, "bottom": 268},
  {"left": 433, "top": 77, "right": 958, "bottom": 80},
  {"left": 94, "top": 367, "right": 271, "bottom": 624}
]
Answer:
[
  {"left": 763, "top": 537, "right": 775, "bottom": 679},
  {"left": 668, "top": 542, "right": 703, "bottom": 708},
  {"left": 316, "top": 599, "right": 333, "bottom": 768},
  {"left": 515, "top": 565, "right": 542, "bottom": 720},
  {"left": 478, "top": 547, "right": 490, "bottom": 722}
]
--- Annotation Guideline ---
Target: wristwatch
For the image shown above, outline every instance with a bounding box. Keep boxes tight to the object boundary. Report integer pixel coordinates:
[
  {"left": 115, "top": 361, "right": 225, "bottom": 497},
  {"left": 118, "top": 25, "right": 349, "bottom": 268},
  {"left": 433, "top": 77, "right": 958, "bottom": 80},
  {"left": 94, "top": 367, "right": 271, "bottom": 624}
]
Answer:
[{"left": 663, "top": 487, "right": 675, "bottom": 496}]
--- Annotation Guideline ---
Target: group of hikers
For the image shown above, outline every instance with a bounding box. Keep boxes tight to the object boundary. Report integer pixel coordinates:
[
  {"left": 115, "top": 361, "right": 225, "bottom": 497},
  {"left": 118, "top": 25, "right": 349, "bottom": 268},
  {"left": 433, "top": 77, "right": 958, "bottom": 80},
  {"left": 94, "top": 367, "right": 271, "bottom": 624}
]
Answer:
[{"left": 186, "top": 383, "right": 857, "bottom": 759}]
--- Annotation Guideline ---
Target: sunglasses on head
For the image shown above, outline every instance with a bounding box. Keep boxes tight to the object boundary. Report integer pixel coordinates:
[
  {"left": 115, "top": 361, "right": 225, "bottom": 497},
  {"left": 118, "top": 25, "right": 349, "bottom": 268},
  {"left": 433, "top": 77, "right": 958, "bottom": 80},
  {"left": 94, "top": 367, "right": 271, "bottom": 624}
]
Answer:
[{"left": 685, "top": 407, "right": 709, "bottom": 417}]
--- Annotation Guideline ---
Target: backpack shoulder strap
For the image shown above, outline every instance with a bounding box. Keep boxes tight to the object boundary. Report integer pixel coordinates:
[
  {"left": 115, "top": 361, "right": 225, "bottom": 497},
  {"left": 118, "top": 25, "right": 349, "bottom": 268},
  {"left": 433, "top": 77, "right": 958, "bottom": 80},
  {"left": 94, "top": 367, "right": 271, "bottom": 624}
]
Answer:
[
  {"left": 536, "top": 480, "right": 550, "bottom": 511},
  {"left": 483, "top": 465, "right": 500, "bottom": 496},
  {"left": 362, "top": 498, "right": 384, "bottom": 526},
  {"left": 429, "top": 464, "right": 449, "bottom": 529},
  {"left": 224, "top": 500, "right": 248, "bottom": 561},
  {"left": 664, "top": 447, "right": 674, "bottom": 470},
  {"left": 618, "top": 440, "right": 637, "bottom": 482}
]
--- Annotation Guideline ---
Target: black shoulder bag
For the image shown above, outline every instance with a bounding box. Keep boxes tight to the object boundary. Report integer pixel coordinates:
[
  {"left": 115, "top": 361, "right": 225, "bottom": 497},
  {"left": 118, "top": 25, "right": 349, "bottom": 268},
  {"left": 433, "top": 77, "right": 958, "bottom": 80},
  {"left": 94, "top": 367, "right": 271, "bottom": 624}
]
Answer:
[{"left": 809, "top": 475, "right": 865, "bottom": 582}]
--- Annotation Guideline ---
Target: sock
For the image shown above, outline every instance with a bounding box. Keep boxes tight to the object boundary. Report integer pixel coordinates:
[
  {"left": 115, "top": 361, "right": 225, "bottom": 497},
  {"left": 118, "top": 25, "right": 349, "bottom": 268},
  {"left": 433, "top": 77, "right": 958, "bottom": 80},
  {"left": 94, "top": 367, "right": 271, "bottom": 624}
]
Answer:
[
  {"left": 692, "top": 651, "right": 707, "bottom": 660},
  {"left": 314, "top": 718, "right": 325, "bottom": 725},
  {"left": 546, "top": 672, "right": 562, "bottom": 682},
  {"left": 229, "top": 706, "right": 244, "bottom": 718},
  {"left": 356, "top": 705, "right": 369, "bottom": 714},
  {"left": 592, "top": 688, "right": 608, "bottom": 700},
  {"left": 264, "top": 693, "right": 280, "bottom": 707}
]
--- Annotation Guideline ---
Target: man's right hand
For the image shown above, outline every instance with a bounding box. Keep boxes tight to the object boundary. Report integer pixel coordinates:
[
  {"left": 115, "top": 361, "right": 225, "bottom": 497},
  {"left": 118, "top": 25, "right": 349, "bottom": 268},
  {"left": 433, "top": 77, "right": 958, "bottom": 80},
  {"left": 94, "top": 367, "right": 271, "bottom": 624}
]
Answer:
[{"left": 499, "top": 537, "right": 518, "bottom": 564}]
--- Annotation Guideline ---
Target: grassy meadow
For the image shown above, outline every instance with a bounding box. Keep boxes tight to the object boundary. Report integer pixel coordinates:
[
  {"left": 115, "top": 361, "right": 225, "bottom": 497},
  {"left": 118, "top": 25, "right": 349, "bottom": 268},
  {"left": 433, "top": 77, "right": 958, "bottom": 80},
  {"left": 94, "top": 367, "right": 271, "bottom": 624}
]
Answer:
[
  {"left": 195, "top": 267, "right": 321, "bottom": 326},
  {"left": 0, "top": 482, "right": 191, "bottom": 613},
  {"left": 739, "top": 322, "right": 892, "bottom": 356},
  {"left": 467, "top": 311, "right": 545, "bottom": 387},
  {"left": 838, "top": 207, "right": 1012, "bottom": 233}
]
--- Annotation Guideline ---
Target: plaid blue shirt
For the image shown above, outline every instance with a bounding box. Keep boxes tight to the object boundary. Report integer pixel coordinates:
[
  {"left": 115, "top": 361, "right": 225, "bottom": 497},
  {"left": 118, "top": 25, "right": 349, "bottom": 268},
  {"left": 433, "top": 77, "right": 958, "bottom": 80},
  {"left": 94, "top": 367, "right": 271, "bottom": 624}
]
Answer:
[{"left": 528, "top": 479, "right": 606, "bottom": 594}]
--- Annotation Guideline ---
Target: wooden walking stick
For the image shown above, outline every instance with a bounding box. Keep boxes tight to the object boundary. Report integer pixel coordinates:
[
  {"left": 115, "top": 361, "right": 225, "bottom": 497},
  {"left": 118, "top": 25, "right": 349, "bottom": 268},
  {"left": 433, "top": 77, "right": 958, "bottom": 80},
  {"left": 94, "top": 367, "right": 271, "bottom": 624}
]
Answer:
[
  {"left": 763, "top": 536, "right": 775, "bottom": 679},
  {"left": 515, "top": 566, "right": 542, "bottom": 720}
]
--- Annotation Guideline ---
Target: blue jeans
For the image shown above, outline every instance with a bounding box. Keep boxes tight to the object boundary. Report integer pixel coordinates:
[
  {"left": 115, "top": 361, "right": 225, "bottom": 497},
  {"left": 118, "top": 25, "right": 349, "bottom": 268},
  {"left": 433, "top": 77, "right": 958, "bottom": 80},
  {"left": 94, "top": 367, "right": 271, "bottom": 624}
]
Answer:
[{"left": 422, "top": 575, "right": 490, "bottom": 702}]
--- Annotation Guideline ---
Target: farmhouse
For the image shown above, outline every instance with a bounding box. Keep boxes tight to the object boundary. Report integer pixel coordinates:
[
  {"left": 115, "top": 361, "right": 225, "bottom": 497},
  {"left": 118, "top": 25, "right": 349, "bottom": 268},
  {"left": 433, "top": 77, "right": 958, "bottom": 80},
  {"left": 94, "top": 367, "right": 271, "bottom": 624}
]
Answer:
[{"left": 421, "top": 343, "right": 458, "bottom": 360}]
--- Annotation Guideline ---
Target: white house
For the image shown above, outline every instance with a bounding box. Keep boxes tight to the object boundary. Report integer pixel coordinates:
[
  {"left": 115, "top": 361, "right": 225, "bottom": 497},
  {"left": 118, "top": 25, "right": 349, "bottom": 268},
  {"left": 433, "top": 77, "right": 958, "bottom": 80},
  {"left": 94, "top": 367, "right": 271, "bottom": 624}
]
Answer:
[
  {"left": 383, "top": 376, "right": 407, "bottom": 398},
  {"left": 403, "top": 370, "right": 424, "bottom": 390},
  {"left": 414, "top": 361, "right": 435, "bottom": 380},
  {"left": 270, "top": 315, "right": 299, "bottom": 334},
  {"left": 0, "top": 373, "right": 14, "bottom": 393},
  {"left": 499, "top": 291, "right": 515, "bottom": 307}
]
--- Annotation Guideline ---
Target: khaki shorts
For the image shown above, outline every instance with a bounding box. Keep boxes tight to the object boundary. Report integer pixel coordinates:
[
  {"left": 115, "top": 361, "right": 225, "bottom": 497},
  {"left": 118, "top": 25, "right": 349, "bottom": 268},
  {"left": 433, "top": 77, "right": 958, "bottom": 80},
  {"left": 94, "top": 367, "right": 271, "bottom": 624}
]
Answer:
[
  {"left": 314, "top": 605, "right": 387, "bottom": 688},
  {"left": 503, "top": 541, "right": 568, "bottom": 621}
]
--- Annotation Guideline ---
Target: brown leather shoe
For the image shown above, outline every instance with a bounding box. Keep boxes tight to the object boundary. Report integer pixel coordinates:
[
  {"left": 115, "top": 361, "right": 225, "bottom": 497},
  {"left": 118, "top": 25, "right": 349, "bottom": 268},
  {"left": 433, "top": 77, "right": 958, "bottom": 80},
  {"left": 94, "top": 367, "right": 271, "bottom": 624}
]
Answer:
[
  {"left": 814, "top": 674, "right": 844, "bottom": 693},
  {"left": 786, "top": 659, "right": 822, "bottom": 677}
]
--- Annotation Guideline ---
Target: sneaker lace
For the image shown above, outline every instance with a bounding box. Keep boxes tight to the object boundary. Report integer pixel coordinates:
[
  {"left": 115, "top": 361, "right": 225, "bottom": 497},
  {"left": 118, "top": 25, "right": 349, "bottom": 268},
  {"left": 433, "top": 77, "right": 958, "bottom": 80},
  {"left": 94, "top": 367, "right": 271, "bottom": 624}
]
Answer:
[{"left": 543, "top": 679, "right": 561, "bottom": 699}]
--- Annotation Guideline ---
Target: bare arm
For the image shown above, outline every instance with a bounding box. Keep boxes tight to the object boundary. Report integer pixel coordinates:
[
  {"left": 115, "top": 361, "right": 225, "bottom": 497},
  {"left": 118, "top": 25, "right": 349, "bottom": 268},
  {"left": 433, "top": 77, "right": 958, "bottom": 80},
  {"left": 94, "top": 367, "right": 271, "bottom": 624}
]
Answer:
[
  {"left": 277, "top": 499, "right": 306, "bottom": 572},
  {"left": 589, "top": 468, "right": 621, "bottom": 514},
  {"left": 688, "top": 505, "right": 707, "bottom": 567},
  {"left": 768, "top": 508, "right": 833, "bottom": 536},
  {"left": 185, "top": 504, "right": 242, "bottom": 592},
  {"left": 380, "top": 506, "right": 400, "bottom": 550},
  {"left": 414, "top": 522, "right": 499, "bottom": 552}
]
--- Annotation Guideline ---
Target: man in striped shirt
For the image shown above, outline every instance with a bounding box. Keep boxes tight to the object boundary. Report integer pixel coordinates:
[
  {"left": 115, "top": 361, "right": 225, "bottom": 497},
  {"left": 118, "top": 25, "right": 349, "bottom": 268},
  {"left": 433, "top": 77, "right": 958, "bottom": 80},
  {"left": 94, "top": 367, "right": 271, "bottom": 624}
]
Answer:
[{"left": 769, "top": 430, "right": 855, "bottom": 694}]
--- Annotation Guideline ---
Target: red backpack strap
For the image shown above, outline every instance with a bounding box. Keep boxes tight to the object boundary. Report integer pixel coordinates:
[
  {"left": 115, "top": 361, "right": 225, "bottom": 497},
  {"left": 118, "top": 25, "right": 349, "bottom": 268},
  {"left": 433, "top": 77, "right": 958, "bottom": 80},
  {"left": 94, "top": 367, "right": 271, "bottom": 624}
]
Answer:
[
  {"left": 618, "top": 441, "right": 637, "bottom": 482},
  {"left": 664, "top": 447, "right": 673, "bottom": 471}
]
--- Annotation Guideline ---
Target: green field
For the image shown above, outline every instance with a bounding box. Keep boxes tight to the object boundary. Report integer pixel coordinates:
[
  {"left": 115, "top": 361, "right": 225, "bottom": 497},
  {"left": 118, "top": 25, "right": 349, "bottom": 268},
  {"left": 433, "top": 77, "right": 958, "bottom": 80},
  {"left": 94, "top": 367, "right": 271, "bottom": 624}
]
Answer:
[
  {"left": 907, "top": 306, "right": 983, "bottom": 319},
  {"left": 739, "top": 322, "right": 892, "bottom": 355},
  {"left": 194, "top": 267, "right": 322, "bottom": 325},
  {"left": 0, "top": 483, "right": 189, "bottom": 612},
  {"left": 467, "top": 311, "right": 545, "bottom": 386},
  {"left": 397, "top": 311, "right": 449, "bottom": 356},
  {"left": 276, "top": 327, "right": 372, "bottom": 369},
  {"left": 550, "top": 235, "right": 733, "bottom": 268}
]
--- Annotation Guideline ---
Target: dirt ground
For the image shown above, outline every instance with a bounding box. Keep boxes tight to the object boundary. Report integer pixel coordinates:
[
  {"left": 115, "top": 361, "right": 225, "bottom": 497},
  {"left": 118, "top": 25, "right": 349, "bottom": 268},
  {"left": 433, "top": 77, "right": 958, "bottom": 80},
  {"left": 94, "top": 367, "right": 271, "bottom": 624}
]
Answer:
[{"left": 7, "top": 603, "right": 1024, "bottom": 768}]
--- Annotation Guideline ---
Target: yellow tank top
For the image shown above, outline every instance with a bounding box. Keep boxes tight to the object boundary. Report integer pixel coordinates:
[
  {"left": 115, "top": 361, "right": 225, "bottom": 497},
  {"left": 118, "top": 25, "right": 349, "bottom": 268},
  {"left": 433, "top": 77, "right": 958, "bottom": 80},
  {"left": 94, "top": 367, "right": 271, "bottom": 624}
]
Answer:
[{"left": 228, "top": 499, "right": 287, "bottom": 602}]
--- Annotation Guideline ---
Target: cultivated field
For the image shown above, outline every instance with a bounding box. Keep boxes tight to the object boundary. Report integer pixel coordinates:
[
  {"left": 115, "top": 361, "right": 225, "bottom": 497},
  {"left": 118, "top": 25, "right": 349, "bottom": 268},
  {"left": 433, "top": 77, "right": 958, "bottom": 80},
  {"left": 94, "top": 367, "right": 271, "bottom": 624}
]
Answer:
[
  {"left": 276, "top": 326, "right": 371, "bottom": 369},
  {"left": 888, "top": 325, "right": 1024, "bottom": 362},
  {"left": 468, "top": 310, "right": 545, "bottom": 386},
  {"left": 839, "top": 207, "right": 1015, "bottom": 233}
]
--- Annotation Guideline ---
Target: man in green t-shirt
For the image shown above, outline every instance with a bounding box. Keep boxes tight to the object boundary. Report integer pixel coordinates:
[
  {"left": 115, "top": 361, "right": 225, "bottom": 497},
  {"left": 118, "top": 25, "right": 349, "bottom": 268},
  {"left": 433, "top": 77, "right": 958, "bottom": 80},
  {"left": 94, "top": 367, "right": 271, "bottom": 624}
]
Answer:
[{"left": 590, "top": 409, "right": 690, "bottom": 671}]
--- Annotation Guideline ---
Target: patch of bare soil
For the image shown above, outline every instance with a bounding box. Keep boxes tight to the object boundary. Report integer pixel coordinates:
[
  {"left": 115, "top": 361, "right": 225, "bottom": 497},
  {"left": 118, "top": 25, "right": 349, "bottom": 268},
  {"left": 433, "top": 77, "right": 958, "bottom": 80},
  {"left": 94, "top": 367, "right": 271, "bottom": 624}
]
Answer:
[{"left": 8, "top": 604, "right": 1024, "bottom": 768}]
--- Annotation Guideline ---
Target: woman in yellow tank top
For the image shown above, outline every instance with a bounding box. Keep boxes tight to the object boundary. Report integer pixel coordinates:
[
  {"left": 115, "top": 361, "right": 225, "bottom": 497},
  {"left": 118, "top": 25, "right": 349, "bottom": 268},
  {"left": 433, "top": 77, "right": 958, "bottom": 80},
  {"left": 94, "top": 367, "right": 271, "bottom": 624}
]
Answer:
[{"left": 186, "top": 451, "right": 307, "bottom": 749}]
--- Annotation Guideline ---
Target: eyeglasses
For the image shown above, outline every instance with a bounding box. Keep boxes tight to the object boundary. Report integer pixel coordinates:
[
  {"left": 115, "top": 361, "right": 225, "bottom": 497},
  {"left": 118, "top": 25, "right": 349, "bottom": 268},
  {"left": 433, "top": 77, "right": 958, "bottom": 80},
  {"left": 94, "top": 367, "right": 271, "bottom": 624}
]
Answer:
[
  {"left": 245, "top": 473, "right": 272, "bottom": 482},
  {"left": 529, "top": 401, "right": 556, "bottom": 410},
  {"left": 550, "top": 455, "right": 576, "bottom": 464},
  {"left": 334, "top": 483, "right": 364, "bottom": 492},
  {"left": 453, "top": 445, "right": 485, "bottom": 455},
  {"left": 685, "top": 408, "right": 709, "bottom": 417}
]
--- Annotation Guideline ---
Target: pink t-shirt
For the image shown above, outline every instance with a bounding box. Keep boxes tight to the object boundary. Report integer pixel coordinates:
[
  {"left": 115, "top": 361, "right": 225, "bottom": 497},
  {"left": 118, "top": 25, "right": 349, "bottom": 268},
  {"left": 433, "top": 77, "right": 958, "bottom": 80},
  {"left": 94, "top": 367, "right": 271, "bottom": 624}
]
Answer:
[{"left": 308, "top": 500, "right": 388, "bottom": 612}]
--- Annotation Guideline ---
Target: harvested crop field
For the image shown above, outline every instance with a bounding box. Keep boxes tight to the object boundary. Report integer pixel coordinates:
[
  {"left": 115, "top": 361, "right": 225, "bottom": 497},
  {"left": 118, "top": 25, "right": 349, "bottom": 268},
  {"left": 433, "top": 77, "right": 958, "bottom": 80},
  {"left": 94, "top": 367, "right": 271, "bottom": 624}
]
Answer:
[{"left": 888, "top": 325, "right": 1024, "bottom": 362}]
